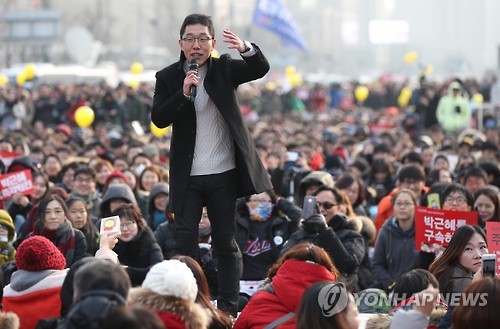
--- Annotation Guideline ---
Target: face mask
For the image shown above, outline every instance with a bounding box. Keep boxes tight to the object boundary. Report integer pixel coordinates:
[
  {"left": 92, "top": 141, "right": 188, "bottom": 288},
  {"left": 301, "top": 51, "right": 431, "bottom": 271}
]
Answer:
[{"left": 249, "top": 204, "right": 274, "bottom": 221}]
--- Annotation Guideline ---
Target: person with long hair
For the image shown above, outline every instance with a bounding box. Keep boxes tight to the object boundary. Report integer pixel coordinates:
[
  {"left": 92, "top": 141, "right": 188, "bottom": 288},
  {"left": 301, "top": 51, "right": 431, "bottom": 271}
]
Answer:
[
  {"left": 335, "top": 171, "right": 369, "bottom": 217},
  {"left": 429, "top": 225, "right": 488, "bottom": 297},
  {"left": 173, "top": 255, "right": 233, "bottom": 329},
  {"left": 233, "top": 243, "right": 339, "bottom": 329},
  {"left": 32, "top": 194, "right": 88, "bottom": 267},
  {"left": 473, "top": 187, "right": 500, "bottom": 229},
  {"left": 66, "top": 197, "right": 99, "bottom": 255}
]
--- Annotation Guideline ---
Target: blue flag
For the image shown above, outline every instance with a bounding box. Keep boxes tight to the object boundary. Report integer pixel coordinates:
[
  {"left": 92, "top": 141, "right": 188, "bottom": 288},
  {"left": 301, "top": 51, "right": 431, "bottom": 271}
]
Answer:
[{"left": 252, "top": 0, "right": 308, "bottom": 53}]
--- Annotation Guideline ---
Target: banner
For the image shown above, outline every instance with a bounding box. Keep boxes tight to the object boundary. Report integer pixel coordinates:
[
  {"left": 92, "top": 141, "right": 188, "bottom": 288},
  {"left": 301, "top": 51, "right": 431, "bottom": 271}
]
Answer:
[
  {"left": 0, "top": 169, "right": 34, "bottom": 200},
  {"left": 415, "top": 206, "right": 478, "bottom": 254},
  {"left": 253, "top": 0, "right": 308, "bottom": 53},
  {"left": 0, "top": 151, "right": 22, "bottom": 169},
  {"left": 486, "top": 221, "right": 500, "bottom": 276}
]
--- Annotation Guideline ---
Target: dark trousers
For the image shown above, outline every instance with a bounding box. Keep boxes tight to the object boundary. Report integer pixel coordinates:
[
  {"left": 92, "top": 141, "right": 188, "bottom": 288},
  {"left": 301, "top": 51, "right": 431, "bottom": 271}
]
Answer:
[{"left": 174, "top": 169, "right": 242, "bottom": 317}]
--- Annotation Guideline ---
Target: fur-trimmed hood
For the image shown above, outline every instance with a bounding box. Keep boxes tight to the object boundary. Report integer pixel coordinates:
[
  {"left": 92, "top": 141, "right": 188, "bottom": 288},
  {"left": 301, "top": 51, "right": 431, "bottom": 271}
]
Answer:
[
  {"left": 0, "top": 312, "right": 20, "bottom": 329},
  {"left": 129, "top": 287, "right": 211, "bottom": 329}
]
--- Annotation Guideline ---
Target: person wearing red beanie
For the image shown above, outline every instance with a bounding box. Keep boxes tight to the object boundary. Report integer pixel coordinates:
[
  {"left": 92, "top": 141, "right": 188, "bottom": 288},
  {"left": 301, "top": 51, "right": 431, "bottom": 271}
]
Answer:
[{"left": 3, "top": 236, "right": 68, "bottom": 329}]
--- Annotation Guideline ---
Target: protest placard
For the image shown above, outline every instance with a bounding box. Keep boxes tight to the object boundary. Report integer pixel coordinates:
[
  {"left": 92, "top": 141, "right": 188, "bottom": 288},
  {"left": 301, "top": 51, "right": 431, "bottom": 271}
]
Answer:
[
  {"left": 0, "top": 169, "right": 34, "bottom": 200},
  {"left": 415, "top": 206, "right": 478, "bottom": 254},
  {"left": 486, "top": 221, "right": 500, "bottom": 276}
]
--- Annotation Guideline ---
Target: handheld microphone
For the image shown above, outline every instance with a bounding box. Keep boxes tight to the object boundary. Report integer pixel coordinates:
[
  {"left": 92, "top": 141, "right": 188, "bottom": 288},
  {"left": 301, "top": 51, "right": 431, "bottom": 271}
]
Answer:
[{"left": 188, "top": 59, "right": 198, "bottom": 101}]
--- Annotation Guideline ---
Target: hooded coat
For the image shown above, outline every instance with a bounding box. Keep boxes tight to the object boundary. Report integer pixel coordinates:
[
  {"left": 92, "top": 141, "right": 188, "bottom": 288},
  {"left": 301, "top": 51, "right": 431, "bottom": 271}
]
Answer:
[
  {"left": 371, "top": 216, "right": 420, "bottom": 290},
  {"left": 99, "top": 184, "right": 138, "bottom": 218},
  {"left": 0, "top": 209, "right": 16, "bottom": 266},
  {"left": 436, "top": 81, "right": 471, "bottom": 133},
  {"left": 129, "top": 287, "right": 211, "bottom": 329},
  {"left": 150, "top": 47, "right": 272, "bottom": 213},
  {"left": 147, "top": 182, "right": 169, "bottom": 230},
  {"left": 233, "top": 259, "right": 337, "bottom": 329}
]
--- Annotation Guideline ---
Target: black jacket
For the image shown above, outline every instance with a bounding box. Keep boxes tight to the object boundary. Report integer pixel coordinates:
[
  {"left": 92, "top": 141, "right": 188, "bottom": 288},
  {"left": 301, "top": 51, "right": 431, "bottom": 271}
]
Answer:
[
  {"left": 114, "top": 228, "right": 163, "bottom": 273},
  {"left": 282, "top": 214, "right": 365, "bottom": 291},
  {"left": 235, "top": 198, "right": 301, "bottom": 280},
  {"left": 151, "top": 47, "right": 272, "bottom": 213}
]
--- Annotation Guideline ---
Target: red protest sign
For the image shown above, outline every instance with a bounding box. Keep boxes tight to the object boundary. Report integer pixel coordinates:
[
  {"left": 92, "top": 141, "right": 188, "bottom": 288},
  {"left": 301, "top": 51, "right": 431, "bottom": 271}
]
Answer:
[
  {"left": 486, "top": 221, "right": 500, "bottom": 276},
  {"left": 0, "top": 169, "right": 34, "bottom": 200},
  {"left": 0, "top": 151, "right": 22, "bottom": 168},
  {"left": 415, "top": 206, "right": 478, "bottom": 253}
]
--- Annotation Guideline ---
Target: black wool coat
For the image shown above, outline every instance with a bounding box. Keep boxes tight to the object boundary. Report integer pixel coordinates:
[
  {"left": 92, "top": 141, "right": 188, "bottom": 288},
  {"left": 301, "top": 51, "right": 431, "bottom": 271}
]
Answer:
[{"left": 151, "top": 45, "right": 272, "bottom": 213}]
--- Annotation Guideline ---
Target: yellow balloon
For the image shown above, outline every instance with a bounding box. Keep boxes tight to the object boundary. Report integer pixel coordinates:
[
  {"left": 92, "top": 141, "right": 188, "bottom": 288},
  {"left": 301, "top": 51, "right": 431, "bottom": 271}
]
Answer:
[
  {"left": 400, "top": 87, "right": 412, "bottom": 100},
  {"left": 398, "top": 95, "right": 410, "bottom": 107},
  {"left": 211, "top": 49, "right": 220, "bottom": 58},
  {"left": 354, "top": 86, "right": 369, "bottom": 102},
  {"left": 289, "top": 74, "right": 303, "bottom": 87},
  {"left": 130, "top": 62, "right": 144, "bottom": 74},
  {"left": 472, "top": 93, "right": 484, "bottom": 105},
  {"left": 425, "top": 65, "right": 433, "bottom": 74},
  {"left": 74, "top": 106, "right": 95, "bottom": 128},
  {"left": 128, "top": 79, "right": 139, "bottom": 89},
  {"left": 16, "top": 72, "right": 26, "bottom": 86},
  {"left": 284, "top": 65, "right": 296, "bottom": 77},
  {"left": 24, "top": 63, "right": 36, "bottom": 80},
  {"left": 403, "top": 51, "right": 418, "bottom": 63},
  {"left": 150, "top": 122, "right": 168, "bottom": 137},
  {"left": 0, "top": 75, "right": 8, "bottom": 86},
  {"left": 265, "top": 82, "right": 276, "bottom": 90}
]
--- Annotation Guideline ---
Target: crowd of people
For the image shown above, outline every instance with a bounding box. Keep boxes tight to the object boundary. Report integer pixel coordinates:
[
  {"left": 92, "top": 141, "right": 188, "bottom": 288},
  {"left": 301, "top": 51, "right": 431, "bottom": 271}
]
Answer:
[{"left": 0, "top": 13, "right": 499, "bottom": 329}]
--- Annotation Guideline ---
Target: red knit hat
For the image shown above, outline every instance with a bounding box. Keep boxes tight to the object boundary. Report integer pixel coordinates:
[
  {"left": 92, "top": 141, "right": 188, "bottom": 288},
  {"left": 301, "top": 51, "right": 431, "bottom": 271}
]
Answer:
[
  {"left": 16, "top": 236, "right": 66, "bottom": 271},
  {"left": 105, "top": 170, "right": 128, "bottom": 185}
]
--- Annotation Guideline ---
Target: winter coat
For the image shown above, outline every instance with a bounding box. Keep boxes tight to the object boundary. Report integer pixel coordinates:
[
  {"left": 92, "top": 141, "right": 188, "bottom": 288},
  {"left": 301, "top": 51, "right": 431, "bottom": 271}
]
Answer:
[
  {"left": 129, "top": 287, "right": 211, "bottom": 329},
  {"left": 281, "top": 214, "right": 365, "bottom": 291},
  {"left": 147, "top": 182, "right": 169, "bottom": 230},
  {"left": 235, "top": 198, "right": 301, "bottom": 280},
  {"left": 0, "top": 209, "right": 16, "bottom": 266},
  {"left": 436, "top": 81, "right": 471, "bottom": 133},
  {"left": 150, "top": 46, "right": 272, "bottom": 213},
  {"left": 99, "top": 183, "right": 138, "bottom": 218},
  {"left": 233, "top": 259, "right": 337, "bottom": 329},
  {"left": 371, "top": 216, "right": 420, "bottom": 290},
  {"left": 154, "top": 220, "right": 176, "bottom": 260},
  {"left": 374, "top": 186, "right": 429, "bottom": 235},
  {"left": 3, "top": 269, "right": 67, "bottom": 329},
  {"left": 114, "top": 228, "right": 163, "bottom": 273}
]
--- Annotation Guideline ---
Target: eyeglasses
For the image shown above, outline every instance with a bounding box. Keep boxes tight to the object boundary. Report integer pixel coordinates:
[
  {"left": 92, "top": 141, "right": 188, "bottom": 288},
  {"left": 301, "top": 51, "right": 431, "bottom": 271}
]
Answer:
[
  {"left": 317, "top": 201, "right": 339, "bottom": 210},
  {"left": 249, "top": 198, "right": 272, "bottom": 204},
  {"left": 444, "top": 196, "right": 467, "bottom": 205},
  {"left": 120, "top": 221, "right": 136, "bottom": 230},
  {"left": 0, "top": 224, "right": 8, "bottom": 231},
  {"left": 75, "top": 177, "right": 93, "bottom": 184},
  {"left": 181, "top": 36, "right": 213, "bottom": 45},
  {"left": 394, "top": 202, "right": 414, "bottom": 208}
]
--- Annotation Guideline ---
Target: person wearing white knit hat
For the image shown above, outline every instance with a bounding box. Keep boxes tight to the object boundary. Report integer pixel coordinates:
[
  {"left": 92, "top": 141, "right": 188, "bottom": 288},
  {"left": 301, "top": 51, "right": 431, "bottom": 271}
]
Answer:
[
  {"left": 143, "top": 259, "right": 198, "bottom": 301},
  {"left": 130, "top": 260, "right": 211, "bottom": 329}
]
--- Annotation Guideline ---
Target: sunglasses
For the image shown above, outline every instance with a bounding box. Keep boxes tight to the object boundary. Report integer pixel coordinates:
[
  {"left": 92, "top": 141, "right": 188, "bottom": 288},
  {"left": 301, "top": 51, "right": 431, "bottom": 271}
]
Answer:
[{"left": 317, "top": 201, "right": 338, "bottom": 210}]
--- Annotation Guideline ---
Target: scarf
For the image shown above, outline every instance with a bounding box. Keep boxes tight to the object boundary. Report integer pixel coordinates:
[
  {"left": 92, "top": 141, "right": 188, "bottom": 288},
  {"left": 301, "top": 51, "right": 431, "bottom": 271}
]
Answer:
[{"left": 34, "top": 219, "right": 76, "bottom": 267}]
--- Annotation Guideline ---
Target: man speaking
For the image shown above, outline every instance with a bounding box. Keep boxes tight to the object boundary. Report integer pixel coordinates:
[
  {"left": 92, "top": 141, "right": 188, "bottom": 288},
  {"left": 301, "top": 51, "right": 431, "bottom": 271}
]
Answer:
[{"left": 150, "top": 13, "right": 272, "bottom": 317}]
